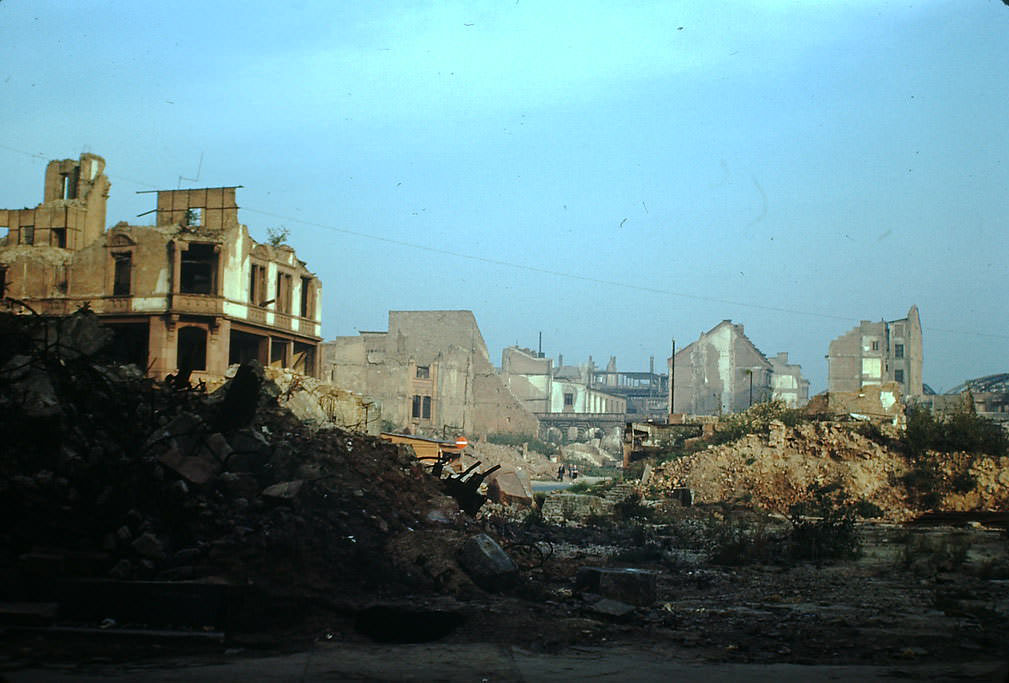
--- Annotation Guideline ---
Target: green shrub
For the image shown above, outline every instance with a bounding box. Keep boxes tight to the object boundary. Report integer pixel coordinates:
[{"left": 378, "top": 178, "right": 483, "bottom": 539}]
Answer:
[
  {"left": 711, "top": 400, "right": 809, "bottom": 446},
  {"left": 786, "top": 484, "right": 862, "bottom": 563}
]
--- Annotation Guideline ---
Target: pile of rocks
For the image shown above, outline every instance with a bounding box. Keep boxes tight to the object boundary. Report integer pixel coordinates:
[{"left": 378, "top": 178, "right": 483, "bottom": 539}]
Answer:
[{"left": 0, "top": 310, "right": 513, "bottom": 622}]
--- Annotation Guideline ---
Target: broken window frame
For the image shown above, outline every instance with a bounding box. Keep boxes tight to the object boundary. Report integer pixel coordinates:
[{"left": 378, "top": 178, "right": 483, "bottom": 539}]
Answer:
[
  {"left": 300, "top": 276, "right": 313, "bottom": 318},
  {"left": 112, "top": 252, "right": 132, "bottom": 296},
  {"left": 50, "top": 228, "right": 67, "bottom": 249},
  {"left": 179, "top": 243, "right": 218, "bottom": 295},
  {"left": 412, "top": 394, "right": 422, "bottom": 419},
  {"left": 20, "top": 225, "right": 34, "bottom": 245},
  {"left": 249, "top": 262, "right": 268, "bottom": 305},
  {"left": 422, "top": 395, "right": 432, "bottom": 419},
  {"left": 416, "top": 365, "right": 430, "bottom": 379},
  {"left": 275, "top": 270, "right": 293, "bottom": 314},
  {"left": 894, "top": 343, "right": 904, "bottom": 359}
]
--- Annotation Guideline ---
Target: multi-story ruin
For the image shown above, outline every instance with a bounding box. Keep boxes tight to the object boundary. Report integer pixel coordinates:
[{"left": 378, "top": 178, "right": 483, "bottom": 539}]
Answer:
[
  {"left": 0, "top": 153, "right": 322, "bottom": 380},
  {"left": 669, "top": 320, "right": 775, "bottom": 416},
  {"left": 323, "top": 310, "right": 538, "bottom": 437},
  {"left": 826, "top": 305, "right": 923, "bottom": 399}
]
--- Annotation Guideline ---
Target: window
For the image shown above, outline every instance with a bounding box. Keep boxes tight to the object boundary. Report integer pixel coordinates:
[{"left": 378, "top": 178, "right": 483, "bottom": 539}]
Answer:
[
  {"left": 20, "top": 225, "right": 34, "bottom": 245},
  {"left": 184, "top": 207, "right": 203, "bottom": 226},
  {"left": 249, "top": 263, "right": 267, "bottom": 304},
  {"left": 51, "top": 228, "right": 67, "bottom": 248},
  {"left": 416, "top": 365, "right": 430, "bottom": 379},
  {"left": 177, "top": 327, "right": 207, "bottom": 372},
  {"left": 300, "top": 276, "right": 313, "bottom": 317},
  {"left": 113, "top": 253, "right": 131, "bottom": 295},
  {"left": 180, "top": 243, "right": 217, "bottom": 294},
  {"left": 0, "top": 266, "right": 6, "bottom": 296},
  {"left": 564, "top": 392, "right": 574, "bottom": 407},
  {"left": 275, "top": 272, "right": 293, "bottom": 313},
  {"left": 894, "top": 343, "right": 904, "bottom": 359},
  {"left": 411, "top": 394, "right": 432, "bottom": 419},
  {"left": 870, "top": 340, "right": 879, "bottom": 351},
  {"left": 894, "top": 369, "right": 904, "bottom": 383}
]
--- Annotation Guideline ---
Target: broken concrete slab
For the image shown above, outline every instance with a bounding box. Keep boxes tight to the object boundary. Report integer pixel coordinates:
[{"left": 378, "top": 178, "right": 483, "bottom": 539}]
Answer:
[
  {"left": 485, "top": 469, "right": 533, "bottom": 507},
  {"left": 575, "top": 567, "right": 658, "bottom": 606},
  {"left": 457, "top": 533, "right": 518, "bottom": 592}
]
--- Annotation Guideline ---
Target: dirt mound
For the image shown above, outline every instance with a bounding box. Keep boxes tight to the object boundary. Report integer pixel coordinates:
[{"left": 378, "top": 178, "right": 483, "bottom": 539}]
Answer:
[{"left": 648, "top": 420, "right": 1009, "bottom": 520}]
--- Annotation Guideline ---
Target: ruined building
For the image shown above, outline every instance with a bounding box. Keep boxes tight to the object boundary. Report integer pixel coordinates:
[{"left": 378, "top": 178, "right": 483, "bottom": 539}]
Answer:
[
  {"left": 500, "top": 346, "right": 630, "bottom": 439},
  {"left": 768, "top": 352, "right": 810, "bottom": 408},
  {"left": 323, "top": 311, "right": 538, "bottom": 438},
  {"left": 0, "top": 153, "right": 322, "bottom": 380},
  {"left": 826, "top": 305, "right": 923, "bottom": 399},
  {"left": 669, "top": 320, "right": 776, "bottom": 416}
]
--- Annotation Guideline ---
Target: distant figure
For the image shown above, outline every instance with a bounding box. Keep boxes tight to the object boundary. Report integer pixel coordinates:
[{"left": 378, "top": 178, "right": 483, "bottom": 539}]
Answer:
[
  {"left": 571, "top": 464, "right": 579, "bottom": 480},
  {"left": 556, "top": 465, "right": 564, "bottom": 482}
]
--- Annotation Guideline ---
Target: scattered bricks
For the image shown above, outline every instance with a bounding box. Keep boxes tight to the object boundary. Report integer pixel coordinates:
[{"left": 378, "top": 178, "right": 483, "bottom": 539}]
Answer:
[
  {"left": 132, "top": 532, "right": 167, "bottom": 561},
  {"left": 261, "top": 480, "right": 305, "bottom": 501},
  {"left": 203, "top": 432, "right": 233, "bottom": 464},
  {"left": 575, "top": 567, "right": 658, "bottom": 606},
  {"left": 541, "top": 493, "right": 614, "bottom": 524},
  {"left": 457, "top": 533, "right": 518, "bottom": 592}
]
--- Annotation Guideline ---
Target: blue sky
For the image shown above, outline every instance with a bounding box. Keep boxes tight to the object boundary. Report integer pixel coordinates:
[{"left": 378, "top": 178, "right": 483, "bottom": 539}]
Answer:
[{"left": 1, "top": 1, "right": 1006, "bottom": 393}]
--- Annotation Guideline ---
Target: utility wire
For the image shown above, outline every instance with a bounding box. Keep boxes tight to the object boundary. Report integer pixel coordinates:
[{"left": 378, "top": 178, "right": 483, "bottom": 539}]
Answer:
[{"left": 0, "top": 142, "right": 1006, "bottom": 340}]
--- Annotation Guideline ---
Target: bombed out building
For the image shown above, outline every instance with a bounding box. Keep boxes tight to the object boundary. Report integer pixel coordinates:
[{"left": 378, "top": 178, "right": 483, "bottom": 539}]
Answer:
[{"left": 0, "top": 153, "right": 322, "bottom": 380}]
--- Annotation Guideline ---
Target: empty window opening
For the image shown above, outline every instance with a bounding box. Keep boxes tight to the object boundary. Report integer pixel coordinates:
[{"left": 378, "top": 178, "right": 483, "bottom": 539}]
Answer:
[
  {"left": 894, "top": 343, "right": 904, "bottom": 359},
  {"left": 564, "top": 392, "right": 574, "bottom": 407},
  {"left": 104, "top": 322, "right": 149, "bottom": 369},
  {"left": 113, "top": 253, "right": 131, "bottom": 296},
  {"left": 275, "top": 272, "right": 293, "bottom": 313},
  {"left": 180, "top": 243, "right": 217, "bottom": 294},
  {"left": 894, "top": 369, "right": 904, "bottom": 383},
  {"left": 300, "top": 276, "right": 313, "bottom": 318},
  {"left": 61, "top": 173, "right": 77, "bottom": 199},
  {"left": 51, "top": 228, "right": 67, "bottom": 249},
  {"left": 177, "top": 327, "right": 207, "bottom": 372},
  {"left": 0, "top": 266, "right": 7, "bottom": 296},
  {"left": 20, "top": 225, "right": 34, "bottom": 245},
  {"left": 270, "top": 338, "right": 290, "bottom": 367},
  {"left": 416, "top": 365, "right": 430, "bottom": 379},
  {"left": 292, "top": 342, "right": 315, "bottom": 375},
  {"left": 249, "top": 263, "right": 267, "bottom": 305},
  {"left": 184, "top": 207, "right": 203, "bottom": 226},
  {"left": 229, "top": 330, "right": 266, "bottom": 366},
  {"left": 870, "top": 341, "right": 880, "bottom": 351}
]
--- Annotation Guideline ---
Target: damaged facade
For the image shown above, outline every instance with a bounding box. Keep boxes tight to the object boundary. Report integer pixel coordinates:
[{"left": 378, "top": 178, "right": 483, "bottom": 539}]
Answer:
[
  {"left": 0, "top": 153, "right": 322, "bottom": 380},
  {"left": 826, "top": 305, "right": 923, "bottom": 399},
  {"left": 500, "top": 346, "right": 629, "bottom": 439},
  {"left": 670, "top": 320, "right": 777, "bottom": 416},
  {"left": 768, "top": 352, "right": 810, "bottom": 408},
  {"left": 323, "top": 310, "right": 538, "bottom": 437}
]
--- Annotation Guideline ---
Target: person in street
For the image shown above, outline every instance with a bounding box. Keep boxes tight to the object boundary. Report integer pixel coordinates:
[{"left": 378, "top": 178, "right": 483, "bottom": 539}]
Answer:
[{"left": 557, "top": 465, "right": 564, "bottom": 481}]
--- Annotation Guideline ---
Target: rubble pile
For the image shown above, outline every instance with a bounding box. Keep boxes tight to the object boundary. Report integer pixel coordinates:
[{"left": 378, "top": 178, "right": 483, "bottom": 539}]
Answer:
[
  {"left": 0, "top": 310, "right": 488, "bottom": 621},
  {"left": 647, "top": 420, "right": 1009, "bottom": 520}
]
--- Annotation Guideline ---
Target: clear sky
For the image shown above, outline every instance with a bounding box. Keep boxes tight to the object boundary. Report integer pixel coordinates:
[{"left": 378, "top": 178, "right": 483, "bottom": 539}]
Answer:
[{"left": 1, "top": 1, "right": 1006, "bottom": 394}]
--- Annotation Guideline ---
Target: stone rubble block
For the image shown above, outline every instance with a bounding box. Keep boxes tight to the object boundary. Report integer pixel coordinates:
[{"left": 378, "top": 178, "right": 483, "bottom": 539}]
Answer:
[
  {"left": 575, "top": 566, "right": 658, "bottom": 606},
  {"left": 457, "top": 533, "right": 518, "bottom": 592}
]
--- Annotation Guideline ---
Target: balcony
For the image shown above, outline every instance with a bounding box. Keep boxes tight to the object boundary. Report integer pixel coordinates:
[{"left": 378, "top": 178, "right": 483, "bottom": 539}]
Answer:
[{"left": 170, "top": 293, "right": 223, "bottom": 316}]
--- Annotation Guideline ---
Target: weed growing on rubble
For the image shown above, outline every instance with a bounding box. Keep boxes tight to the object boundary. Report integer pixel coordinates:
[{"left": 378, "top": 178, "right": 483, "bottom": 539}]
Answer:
[
  {"left": 486, "top": 432, "right": 558, "bottom": 457},
  {"left": 711, "top": 400, "right": 807, "bottom": 445},
  {"left": 786, "top": 483, "right": 862, "bottom": 564}
]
